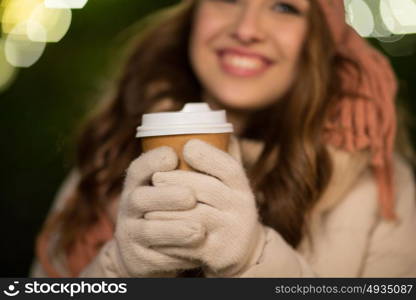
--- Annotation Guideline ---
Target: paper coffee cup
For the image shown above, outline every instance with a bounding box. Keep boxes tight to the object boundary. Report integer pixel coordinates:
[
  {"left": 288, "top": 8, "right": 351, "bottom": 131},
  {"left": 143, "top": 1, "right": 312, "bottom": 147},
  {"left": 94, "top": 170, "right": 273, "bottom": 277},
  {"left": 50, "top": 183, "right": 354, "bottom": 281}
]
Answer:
[{"left": 136, "top": 103, "right": 234, "bottom": 170}]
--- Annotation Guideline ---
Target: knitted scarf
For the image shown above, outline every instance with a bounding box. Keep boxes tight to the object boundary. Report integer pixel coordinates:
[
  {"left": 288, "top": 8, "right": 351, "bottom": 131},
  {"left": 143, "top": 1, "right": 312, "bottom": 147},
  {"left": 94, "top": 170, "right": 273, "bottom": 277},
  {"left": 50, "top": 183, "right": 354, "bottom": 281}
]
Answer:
[
  {"left": 318, "top": 0, "right": 397, "bottom": 220},
  {"left": 36, "top": 0, "right": 398, "bottom": 277}
]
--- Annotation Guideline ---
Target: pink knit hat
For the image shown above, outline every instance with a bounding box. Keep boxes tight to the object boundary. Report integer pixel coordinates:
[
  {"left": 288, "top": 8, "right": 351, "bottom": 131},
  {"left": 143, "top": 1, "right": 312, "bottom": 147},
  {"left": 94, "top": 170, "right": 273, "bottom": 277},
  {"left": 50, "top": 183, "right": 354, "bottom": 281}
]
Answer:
[{"left": 318, "top": 0, "right": 398, "bottom": 220}]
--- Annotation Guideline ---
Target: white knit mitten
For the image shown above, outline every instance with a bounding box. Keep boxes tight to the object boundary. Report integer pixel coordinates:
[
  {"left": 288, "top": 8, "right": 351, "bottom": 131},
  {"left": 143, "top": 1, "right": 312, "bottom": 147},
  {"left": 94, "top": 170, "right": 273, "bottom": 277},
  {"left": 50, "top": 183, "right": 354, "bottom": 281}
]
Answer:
[
  {"left": 146, "top": 139, "right": 266, "bottom": 277},
  {"left": 80, "top": 146, "right": 203, "bottom": 277}
]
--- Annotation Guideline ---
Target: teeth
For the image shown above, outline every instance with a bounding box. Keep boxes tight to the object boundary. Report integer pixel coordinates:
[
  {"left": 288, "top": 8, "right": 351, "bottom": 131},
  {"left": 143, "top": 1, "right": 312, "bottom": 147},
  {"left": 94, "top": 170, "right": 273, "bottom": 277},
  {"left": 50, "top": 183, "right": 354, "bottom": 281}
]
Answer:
[{"left": 223, "top": 53, "right": 264, "bottom": 70}]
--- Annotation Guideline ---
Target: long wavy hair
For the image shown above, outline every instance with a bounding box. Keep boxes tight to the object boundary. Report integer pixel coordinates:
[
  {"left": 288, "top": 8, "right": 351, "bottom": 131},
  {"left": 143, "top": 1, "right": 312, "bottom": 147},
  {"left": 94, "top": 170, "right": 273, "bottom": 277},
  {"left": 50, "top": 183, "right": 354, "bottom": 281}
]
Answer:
[{"left": 44, "top": 0, "right": 345, "bottom": 256}]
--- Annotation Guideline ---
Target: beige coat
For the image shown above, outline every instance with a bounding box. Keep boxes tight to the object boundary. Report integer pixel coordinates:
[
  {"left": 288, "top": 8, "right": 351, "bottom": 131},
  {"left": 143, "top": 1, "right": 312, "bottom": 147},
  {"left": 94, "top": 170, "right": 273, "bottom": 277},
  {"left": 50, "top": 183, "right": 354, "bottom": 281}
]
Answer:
[{"left": 30, "top": 138, "right": 416, "bottom": 277}]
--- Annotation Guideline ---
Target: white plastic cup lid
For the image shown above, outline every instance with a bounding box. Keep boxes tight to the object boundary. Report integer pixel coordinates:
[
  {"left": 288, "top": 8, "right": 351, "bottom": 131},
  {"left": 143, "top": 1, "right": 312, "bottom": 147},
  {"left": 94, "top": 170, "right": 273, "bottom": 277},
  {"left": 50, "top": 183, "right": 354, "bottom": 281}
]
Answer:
[{"left": 136, "top": 102, "right": 234, "bottom": 138}]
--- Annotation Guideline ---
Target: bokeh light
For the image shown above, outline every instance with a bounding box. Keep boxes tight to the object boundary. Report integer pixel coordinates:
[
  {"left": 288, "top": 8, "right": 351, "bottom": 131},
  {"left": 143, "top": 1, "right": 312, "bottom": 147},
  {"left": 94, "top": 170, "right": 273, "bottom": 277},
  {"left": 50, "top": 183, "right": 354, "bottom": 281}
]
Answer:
[
  {"left": 28, "top": 3, "right": 72, "bottom": 42},
  {"left": 1, "top": 0, "right": 41, "bottom": 34},
  {"left": 343, "top": 0, "right": 416, "bottom": 38},
  {"left": 345, "top": 0, "right": 375, "bottom": 37},
  {"left": 2, "top": 1, "right": 72, "bottom": 43},
  {"left": 0, "top": 39, "right": 18, "bottom": 92},
  {"left": 381, "top": 0, "right": 416, "bottom": 34},
  {"left": 45, "top": 0, "right": 88, "bottom": 9},
  {"left": 380, "top": 0, "right": 402, "bottom": 34},
  {"left": 5, "top": 22, "right": 46, "bottom": 67},
  {"left": 0, "top": 0, "right": 76, "bottom": 71}
]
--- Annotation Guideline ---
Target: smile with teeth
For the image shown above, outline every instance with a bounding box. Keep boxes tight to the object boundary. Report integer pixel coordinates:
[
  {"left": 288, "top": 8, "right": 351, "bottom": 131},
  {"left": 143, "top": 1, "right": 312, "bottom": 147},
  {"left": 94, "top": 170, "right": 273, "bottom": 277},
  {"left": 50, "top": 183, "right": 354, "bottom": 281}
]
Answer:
[
  {"left": 218, "top": 50, "right": 272, "bottom": 77},
  {"left": 224, "top": 54, "right": 264, "bottom": 70}
]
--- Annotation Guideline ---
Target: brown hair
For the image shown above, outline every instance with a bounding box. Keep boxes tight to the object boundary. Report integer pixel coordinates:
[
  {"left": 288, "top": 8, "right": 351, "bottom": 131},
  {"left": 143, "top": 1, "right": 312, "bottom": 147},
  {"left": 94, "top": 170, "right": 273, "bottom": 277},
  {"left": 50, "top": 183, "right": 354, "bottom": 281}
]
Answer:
[{"left": 43, "top": 0, "right": 346, "bottom": 258}]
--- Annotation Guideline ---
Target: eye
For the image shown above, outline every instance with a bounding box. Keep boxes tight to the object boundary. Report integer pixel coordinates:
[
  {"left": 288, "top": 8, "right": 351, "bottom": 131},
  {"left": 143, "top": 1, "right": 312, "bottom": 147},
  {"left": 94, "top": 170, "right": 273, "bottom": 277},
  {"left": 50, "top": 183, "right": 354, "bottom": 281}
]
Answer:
[{"left": 271, "top": 2, "right": 301, "bottom": 14}]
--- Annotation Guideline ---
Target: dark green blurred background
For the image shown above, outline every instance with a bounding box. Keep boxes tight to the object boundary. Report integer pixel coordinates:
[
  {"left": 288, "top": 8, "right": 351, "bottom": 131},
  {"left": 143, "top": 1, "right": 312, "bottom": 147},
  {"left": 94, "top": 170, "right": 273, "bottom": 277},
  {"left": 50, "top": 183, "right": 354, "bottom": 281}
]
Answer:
[
  {"left": 0, "top": 0, "right": 415, "bottom": 277},
  {"left": 0, "top": 0, "right": 177, "bottom": 277}
]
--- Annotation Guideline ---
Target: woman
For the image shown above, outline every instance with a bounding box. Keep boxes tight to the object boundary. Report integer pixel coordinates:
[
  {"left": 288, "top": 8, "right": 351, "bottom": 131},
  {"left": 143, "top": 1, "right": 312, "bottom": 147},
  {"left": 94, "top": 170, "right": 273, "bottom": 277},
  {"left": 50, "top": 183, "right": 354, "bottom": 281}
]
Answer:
[{"left": 31, "top": 0, "right": 416, "bottom": 277}]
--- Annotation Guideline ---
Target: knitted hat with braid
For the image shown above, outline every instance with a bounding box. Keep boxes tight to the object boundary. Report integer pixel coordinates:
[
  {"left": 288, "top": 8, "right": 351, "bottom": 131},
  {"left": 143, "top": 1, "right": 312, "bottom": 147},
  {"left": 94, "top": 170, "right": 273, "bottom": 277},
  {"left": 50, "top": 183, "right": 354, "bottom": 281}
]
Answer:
[{"left": 318, "top": 0, "right": 398, "bottom": 220}]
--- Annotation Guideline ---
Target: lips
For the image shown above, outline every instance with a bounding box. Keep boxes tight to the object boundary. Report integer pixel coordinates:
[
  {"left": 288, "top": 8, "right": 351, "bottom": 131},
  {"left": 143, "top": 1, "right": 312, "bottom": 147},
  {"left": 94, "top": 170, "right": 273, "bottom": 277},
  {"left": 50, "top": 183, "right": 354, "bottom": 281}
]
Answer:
[{"left": 217, "top": 48, "right": 274, "bottom": 77}]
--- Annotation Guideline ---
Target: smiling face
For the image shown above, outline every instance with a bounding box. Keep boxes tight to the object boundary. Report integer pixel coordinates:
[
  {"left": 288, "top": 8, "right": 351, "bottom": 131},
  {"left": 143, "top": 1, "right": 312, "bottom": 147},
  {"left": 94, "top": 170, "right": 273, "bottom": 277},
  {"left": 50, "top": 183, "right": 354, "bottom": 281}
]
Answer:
[{"left": 189, "top": 0, "right": 311, "bottom": 110}]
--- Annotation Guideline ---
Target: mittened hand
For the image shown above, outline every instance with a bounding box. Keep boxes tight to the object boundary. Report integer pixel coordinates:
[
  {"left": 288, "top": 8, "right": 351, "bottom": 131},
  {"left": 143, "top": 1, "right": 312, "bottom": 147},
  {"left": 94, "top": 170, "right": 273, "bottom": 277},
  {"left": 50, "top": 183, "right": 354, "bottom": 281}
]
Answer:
[
  {"left": 112, "top": 146, "right": 204, "bottom": 277},
  {"left": 146, "top": 139, "right": 266, "bottom": 277}
]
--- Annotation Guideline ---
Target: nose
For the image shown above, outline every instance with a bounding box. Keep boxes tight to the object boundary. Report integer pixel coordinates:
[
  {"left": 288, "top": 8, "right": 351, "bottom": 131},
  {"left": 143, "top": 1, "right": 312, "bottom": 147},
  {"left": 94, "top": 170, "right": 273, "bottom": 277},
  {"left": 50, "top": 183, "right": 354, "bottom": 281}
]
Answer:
[{"left": 230, "top": 5, "right": 265, "bottom": 44}]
